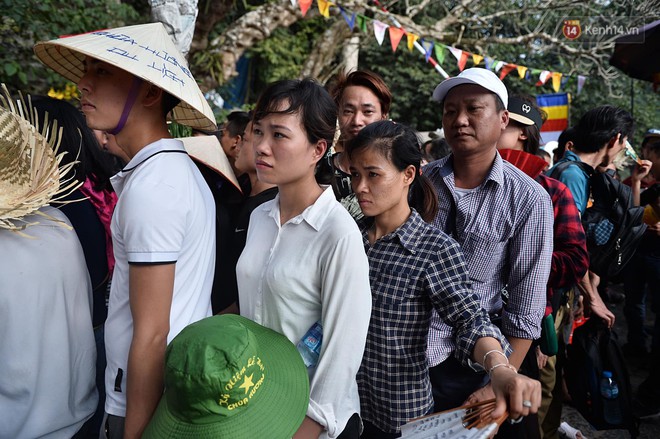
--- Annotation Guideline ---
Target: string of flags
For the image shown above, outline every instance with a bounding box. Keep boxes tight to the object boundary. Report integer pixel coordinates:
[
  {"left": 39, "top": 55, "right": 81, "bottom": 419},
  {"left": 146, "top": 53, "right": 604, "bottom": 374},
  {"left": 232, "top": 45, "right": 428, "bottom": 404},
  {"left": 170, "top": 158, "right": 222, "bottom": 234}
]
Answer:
[{"left": 290, "top": 0, "right": 588, "bottom": 94}]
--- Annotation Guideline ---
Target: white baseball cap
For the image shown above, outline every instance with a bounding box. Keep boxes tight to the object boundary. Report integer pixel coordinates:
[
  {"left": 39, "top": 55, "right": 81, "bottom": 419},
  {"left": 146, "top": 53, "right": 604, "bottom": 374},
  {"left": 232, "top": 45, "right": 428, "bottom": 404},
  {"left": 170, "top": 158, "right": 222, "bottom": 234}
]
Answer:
[{"left": 432, "top": 68, "right": 508, "bottom": 108}]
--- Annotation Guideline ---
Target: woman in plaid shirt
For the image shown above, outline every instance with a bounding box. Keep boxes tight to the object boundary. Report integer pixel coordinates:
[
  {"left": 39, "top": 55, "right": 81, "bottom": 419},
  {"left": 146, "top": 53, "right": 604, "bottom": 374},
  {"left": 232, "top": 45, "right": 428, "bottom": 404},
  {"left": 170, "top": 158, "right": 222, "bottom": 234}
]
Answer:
[{"left": 346, "top": 120, "right": 541, "bottom": 438}]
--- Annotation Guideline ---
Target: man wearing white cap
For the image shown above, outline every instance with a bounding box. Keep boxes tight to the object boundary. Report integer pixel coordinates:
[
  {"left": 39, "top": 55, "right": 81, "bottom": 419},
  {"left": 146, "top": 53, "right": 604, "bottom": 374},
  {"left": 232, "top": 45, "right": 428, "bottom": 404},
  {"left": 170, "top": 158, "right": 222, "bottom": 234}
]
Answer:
[
  {"left": 423, "top": 68, "right": 554, "bottom": 421},
  {"left": 34, "top": 23, "right": 217, "bottom": 438}
]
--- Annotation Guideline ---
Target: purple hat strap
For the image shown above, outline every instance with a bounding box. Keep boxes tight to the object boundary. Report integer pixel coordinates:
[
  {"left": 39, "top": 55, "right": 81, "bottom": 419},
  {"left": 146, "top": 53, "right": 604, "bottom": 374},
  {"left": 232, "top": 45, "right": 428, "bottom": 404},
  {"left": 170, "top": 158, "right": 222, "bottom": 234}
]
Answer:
[{"left": 108, "top": 77, "right": 143, "bottom": 135}]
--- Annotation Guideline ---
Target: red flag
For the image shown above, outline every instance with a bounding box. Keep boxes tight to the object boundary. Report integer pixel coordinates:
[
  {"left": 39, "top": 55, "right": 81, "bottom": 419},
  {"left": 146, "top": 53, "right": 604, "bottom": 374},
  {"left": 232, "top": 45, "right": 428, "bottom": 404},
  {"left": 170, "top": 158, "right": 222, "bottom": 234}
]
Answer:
[
  {"left": 457, "top": 51, "right": 469, "bottom": 71},
  {"left": 299, "top": 0, "right": 312, "bottom": 16},
  {"left": 389, "top": 27, "right": 405, "bottom": 52},
  {"left": 499, "top": 64, "right": 517, "bottom": 80}
]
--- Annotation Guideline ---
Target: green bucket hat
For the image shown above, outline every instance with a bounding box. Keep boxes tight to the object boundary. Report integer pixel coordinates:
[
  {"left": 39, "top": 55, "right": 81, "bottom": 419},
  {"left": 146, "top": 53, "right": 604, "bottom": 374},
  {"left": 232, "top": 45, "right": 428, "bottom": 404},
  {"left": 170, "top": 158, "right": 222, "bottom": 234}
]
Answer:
[{"left": 143, "top": 315, "right": 309, "bottom": 438}]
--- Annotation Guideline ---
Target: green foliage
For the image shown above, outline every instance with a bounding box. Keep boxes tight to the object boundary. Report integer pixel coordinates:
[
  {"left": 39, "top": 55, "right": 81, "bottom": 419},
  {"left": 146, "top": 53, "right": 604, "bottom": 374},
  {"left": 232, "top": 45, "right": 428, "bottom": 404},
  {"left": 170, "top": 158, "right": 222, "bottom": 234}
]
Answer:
[
  {"left": 168, "top": 121, "right": 193, "bottom": 138},
  {"left": 357, "top": 2, "right": 658, "bottom": 142},
  {"left": 246, "top": 17, "right": 328, "bottom": 96},
  {"left": 0, "top": 0, "right": 142, "bottom": 95}
]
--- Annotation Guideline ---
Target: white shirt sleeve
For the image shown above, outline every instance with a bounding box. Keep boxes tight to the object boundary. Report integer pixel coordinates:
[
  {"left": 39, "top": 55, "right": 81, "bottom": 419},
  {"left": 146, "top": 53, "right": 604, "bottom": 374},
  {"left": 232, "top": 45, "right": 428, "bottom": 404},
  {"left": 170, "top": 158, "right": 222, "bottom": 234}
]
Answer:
[
  {"left": 307, "top": 230, "right": 372, "bottom": 437},
  {"left": 118, "top": 181, "right": 187, "bottom": 264}
]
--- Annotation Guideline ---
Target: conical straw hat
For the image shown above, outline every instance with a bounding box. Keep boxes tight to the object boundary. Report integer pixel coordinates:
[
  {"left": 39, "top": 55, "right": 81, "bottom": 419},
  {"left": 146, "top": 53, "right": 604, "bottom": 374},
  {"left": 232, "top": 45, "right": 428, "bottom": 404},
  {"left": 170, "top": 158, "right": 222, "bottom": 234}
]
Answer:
[
  {"left": 178, "top": 135, "right": 241, "bottom": 192},
  {"left": 0, "top": 84, "right": 80, "bottom": 235},
  {"left": 33, "top": 22, "right": 216, "bottom": 132}
]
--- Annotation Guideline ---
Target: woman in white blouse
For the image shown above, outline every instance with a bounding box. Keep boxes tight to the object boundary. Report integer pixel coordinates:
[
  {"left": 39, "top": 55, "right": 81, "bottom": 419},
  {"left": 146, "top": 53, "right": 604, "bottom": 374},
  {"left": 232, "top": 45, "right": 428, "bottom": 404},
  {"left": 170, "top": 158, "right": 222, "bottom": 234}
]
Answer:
[{"left": 236, "top": 78, "right": 372, "bottom": 439}]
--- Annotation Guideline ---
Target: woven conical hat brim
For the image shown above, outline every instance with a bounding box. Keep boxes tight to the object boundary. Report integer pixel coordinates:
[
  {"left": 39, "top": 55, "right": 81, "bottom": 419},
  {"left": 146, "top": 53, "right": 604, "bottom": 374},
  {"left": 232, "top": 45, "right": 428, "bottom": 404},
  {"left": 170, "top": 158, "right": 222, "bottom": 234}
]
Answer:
[
  {"left": 0, "top": 85, "right": 80, "bottom": 234},
  {"left": 178, "top": 135, "right": 241, "bottom": 192},
  {"left": 33, "top": 22, "right": 216, "bottom": 132}
]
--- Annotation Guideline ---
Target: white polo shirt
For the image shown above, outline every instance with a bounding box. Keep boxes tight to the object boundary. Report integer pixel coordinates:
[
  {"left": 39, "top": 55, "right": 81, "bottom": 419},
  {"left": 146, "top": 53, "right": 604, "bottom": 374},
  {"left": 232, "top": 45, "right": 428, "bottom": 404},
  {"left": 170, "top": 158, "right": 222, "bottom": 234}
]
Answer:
[
  {"left": 237, "top": 186, "right": 372, "bottom": 438},
  {"left": 105, "top": 139, "right": 215, "bottom": 416}
]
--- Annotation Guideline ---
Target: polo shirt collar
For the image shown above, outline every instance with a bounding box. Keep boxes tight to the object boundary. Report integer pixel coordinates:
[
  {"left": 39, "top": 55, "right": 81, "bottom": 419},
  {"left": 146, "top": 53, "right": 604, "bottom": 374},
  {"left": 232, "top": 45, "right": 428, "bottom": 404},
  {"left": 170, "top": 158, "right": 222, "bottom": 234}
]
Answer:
[
  {"left": 111, "top": 138, "right": 185, "bottom": 196},
  {"left": 266, "top": 185, "right": 335, "bottom": 230}
]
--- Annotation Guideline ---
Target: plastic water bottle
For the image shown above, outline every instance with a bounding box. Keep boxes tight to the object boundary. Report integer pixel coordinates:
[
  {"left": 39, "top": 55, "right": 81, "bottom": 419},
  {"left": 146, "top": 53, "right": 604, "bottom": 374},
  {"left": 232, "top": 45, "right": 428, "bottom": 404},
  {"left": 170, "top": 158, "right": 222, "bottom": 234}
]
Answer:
[
  {"left": 297, "top": 321, "right": 323, "bottom": 368},
  {"left": 600, "top": 370, "right": 623, "bottom": 425}
]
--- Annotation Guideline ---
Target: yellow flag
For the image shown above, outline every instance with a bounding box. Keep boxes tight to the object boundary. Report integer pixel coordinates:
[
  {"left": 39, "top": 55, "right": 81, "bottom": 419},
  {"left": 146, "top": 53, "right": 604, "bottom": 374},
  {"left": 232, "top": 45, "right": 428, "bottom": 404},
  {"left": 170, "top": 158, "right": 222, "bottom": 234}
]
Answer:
[
  {"left": 517, "top": 65, "right": 528, "bottom": 79},
  {"left": 472, "top": 54, "right": 483, "bottom": 66},
  {"left": 406, "top": 33, "right": 419, "bottom": 51},
  {"left": 552, "top": 72, "right": 563, "bottom": 92},
  {"left": 317, "top": 0, "right": 331, "bottom": 18}
]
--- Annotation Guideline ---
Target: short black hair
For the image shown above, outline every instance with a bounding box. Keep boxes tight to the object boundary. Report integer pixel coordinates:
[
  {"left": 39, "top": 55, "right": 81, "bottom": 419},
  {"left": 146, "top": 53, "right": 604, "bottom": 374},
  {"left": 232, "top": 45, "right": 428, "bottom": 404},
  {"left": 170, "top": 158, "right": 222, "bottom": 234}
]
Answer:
[
  {"left": 225, "top": 111, "right": 251, "bottom": 137},
  {"left": 426, "top": 137, "right": 451, "bottom": 161},
  {"left": 162, "top": 91, "right": 180, "bottom": 117},
  {"left": 572, "top": 105, "right": 634, "bottom": 153},
  {"left": 253, "top": 78, "right": 337, "bottom": 151}
]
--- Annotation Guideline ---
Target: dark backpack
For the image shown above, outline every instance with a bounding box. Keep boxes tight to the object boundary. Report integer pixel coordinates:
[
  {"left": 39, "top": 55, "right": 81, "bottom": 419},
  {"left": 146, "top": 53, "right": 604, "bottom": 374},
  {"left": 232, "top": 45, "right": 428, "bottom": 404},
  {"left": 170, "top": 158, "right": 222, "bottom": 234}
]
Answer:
[
  {"left": 548, "top": 161, "right": 646, "bottom": 277},
  {"left": 565, "top": 318, "right": 639, "bottom": 437}
]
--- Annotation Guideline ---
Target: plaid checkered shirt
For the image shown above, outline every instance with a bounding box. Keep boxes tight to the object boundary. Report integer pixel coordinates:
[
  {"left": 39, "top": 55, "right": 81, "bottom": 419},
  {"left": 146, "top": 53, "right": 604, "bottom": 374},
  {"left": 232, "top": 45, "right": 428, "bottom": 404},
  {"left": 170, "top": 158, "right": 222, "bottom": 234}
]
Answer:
[
  {"left": 356, "top": 209, "right": 508, "bottom": 433},
  {"left": 423, "top": 153, "right": 554, "bottom": 367},
  {"left": 536, "top": 174, "right": 589, "bottom": 315}
]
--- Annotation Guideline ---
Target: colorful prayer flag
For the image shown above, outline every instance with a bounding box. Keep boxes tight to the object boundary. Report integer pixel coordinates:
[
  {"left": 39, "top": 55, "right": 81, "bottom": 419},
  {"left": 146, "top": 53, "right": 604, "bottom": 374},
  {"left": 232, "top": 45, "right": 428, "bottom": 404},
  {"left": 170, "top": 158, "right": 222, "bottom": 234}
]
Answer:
[{"left": 537, "top": 93, "right": 569, "bottom": 144}]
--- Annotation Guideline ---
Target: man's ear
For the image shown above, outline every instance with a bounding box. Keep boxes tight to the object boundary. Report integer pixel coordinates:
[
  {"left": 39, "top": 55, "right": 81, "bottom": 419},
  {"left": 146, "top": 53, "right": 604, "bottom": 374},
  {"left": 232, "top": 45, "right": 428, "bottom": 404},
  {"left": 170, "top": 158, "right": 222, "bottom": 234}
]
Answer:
[
  {"left": 607, "top": 133, "right": 622, "bottom": 149},
  {"left": 142, "top": 83, "right": 163, "bottom": 108},
  {"left": 518, "top": 130, "right": 528, "bottom": 141},
  {"left": 500, "top": 110, "right": 510, "bottom": 130}
]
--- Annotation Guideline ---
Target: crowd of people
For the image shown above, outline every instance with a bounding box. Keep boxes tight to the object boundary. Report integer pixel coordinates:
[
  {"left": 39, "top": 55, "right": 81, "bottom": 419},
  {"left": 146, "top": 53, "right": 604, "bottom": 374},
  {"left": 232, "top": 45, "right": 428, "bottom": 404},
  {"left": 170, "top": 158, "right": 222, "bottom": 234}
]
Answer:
[{"left": 1, "top": 21, "right": 658, "bottom": 439}]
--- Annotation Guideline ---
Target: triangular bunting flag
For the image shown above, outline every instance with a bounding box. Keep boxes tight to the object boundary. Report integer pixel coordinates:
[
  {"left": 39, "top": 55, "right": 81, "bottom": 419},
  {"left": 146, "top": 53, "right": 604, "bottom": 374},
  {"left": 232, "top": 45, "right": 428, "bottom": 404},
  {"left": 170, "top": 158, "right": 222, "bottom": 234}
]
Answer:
[
  {"left": 551, "top": 72, "right": 563, "bottom": 92},
  {"left": 434, "top": 45, "right": 446, "bottom": 64},
  {"left": 340, "top": 8, "right": 356, "bottom": 30},
  {"left": 356, "top": 15, "right": 367, "bottom": 33},
  {"left": 373, "top": 20, "right": 387, "bottom": 45},
  {"left": 517, "top": 65, "right": 528, "bottom": 79},
  {"left": 317, "top": 0, "right": 331, "bottom": 18},
  {"left": 493, "top": 61, "right": 505, "bottom": 72},
  {"left": 457, "top": 51, "right": 469, "bottom": 71},
  {"left": 290, "top": 0, "right": 297, "bottom": 7},
  {"left": 536, "top": 70, "right": 551, "bottom": 86},
  {"left": 448, "top": 46, "right": 463, "bottom": 61},
  {"left": 499, "top": 64, "right": 517, "bottom": 80},
  {"left": 577, "top": 75, "right": 587, "bottom": 94},
  {"left": 388, "top": 27, "right": 405, "bottom": 52},
  {"left": 406, "top": 32, "right": 419, "bottom": 52},
  {"left": 472, "top": 54, "right": 483, "bottom": 66},
  {"left": 298, "top": 0, "right": 312, "bottom": 16},
  {"left": 484, "top": 57, "right": 494, "bottom": 70},
  {"left": 421, "top": 39, "right": 434, "bottom": 62}
]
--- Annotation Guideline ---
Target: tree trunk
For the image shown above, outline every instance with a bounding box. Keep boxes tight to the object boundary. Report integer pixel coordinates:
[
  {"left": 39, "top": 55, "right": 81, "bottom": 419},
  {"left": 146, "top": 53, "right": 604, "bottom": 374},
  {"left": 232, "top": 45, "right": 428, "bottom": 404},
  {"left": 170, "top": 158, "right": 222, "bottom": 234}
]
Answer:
[
  {"left": 190, "top": 0, "right": 234, "bottom": 53},
  {"left": 300, "top": 21, "right": 355, "bottom": 83}
]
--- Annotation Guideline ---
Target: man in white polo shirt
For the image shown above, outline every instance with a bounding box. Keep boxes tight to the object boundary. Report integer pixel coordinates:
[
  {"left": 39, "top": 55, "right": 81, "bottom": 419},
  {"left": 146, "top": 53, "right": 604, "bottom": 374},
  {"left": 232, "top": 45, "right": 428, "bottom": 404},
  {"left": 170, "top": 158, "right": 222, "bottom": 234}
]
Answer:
[{"left": 34, "top": 23, "right": 217, "bottom": 438}]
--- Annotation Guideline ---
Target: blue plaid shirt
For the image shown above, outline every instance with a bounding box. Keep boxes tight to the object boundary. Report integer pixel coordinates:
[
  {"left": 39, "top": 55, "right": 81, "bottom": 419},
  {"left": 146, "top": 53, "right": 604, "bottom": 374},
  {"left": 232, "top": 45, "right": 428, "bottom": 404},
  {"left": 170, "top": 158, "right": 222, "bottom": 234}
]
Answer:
[
  {"left": 423, "top": 153, "right": 554, "bottom": 366},
  {"left": 356, "top": 209, "right": 508, "bottom": 433}
]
